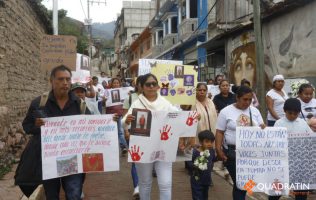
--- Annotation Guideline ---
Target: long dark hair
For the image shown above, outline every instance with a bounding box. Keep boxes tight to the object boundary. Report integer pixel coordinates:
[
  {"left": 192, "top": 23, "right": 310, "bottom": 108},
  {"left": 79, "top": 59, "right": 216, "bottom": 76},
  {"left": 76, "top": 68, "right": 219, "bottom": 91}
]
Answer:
[
  {"left": 140, "top": 73, "right": 158, "bottom": 88},
  {"left": 235, "top": 86, "right": 253, "bottom": 98}
]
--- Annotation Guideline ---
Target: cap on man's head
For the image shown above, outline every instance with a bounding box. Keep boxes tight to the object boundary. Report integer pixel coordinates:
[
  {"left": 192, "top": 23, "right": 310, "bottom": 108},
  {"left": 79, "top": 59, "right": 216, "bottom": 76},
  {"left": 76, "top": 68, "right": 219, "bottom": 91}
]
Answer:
[
  {"left": 272, "top": 74, "right": 284, "bottom": 82},
  {"left": 71, "top": 82, "right": 87, "bottom": 92}
]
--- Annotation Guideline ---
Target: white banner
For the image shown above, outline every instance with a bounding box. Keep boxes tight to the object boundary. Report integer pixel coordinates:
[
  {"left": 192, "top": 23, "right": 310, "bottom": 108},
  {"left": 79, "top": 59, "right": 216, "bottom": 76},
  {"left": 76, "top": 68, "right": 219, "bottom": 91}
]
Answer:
[
  {"left": 236, "top": 127, "right": 289, "bottom": 196},
  {"left": 138, "top": 59, "right": 183, "bottom": 75},
  {"left": 104, "top": 87, "right": 134, "bottom": 107},
  {"left": 128, "top": 110, "right": 198, "bottom": 163},
  {"left": 41, "top": 115, "right": 119, "bottom": 180}
]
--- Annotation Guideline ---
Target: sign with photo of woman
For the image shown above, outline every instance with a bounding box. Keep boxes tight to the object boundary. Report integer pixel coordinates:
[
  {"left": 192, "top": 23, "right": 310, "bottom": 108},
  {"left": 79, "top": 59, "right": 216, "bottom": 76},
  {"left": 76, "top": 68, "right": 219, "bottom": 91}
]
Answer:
[
  {"left": 131, "top": 109, "right": 152, "bottom": 137},
  {"left": 111, "top": 89, "right": 121, "bottom": 103}
]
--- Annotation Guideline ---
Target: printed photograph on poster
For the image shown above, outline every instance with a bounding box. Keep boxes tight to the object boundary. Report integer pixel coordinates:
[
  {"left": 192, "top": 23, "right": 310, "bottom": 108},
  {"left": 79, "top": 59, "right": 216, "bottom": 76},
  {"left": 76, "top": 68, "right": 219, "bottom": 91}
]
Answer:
[
  {"left": 111, "top": 89, "right": 121, "bottom": 103},
  {"left": 174, "top": 65, "right": 184, "bottom": 78},
  {"left": 82, "top": 153, "right": 104, "bottom": 172},
  {"left": 160, "top": 88, "right": 168, "bottom": 96},
  {"left": 131, "top": 108, "right": 152, "bottom": 137},
  {"left": 81, "top": 55, "right": 90, "bottom": 70},
  {"left": 56, "top": 155, "right": 78, "bottom": 177},
  {"left": 183, "top": 75, "right": 194, "bottom": 86}
]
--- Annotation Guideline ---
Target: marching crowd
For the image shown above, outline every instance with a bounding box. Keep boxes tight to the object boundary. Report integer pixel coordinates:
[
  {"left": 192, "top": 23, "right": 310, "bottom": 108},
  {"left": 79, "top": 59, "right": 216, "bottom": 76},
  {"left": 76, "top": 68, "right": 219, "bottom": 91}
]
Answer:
[{"left": 15, "top": 65, "right": 316, "bottom": 200}]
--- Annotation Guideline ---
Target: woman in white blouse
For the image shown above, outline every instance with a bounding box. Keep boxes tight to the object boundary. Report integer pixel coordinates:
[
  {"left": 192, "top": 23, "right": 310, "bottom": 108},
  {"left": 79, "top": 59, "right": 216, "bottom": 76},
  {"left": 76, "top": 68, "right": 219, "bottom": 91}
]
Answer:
[
  {"left": 266, "top": 75, "right": 289, "bottom": 126},
  {"left": 124, "top": 73, "right": 178, "bottom": 200}
]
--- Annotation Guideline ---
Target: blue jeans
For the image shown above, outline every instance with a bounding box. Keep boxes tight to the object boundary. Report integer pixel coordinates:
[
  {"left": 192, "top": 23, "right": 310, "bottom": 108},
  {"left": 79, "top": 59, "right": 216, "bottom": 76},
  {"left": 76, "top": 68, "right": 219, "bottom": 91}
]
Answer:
[
  {"left": 43, "top": 173, "right": 84, "bottom": 200},
  {"left": 97, "top": 101, "right": 103, "bottom": 114},
  {"left": 131, "top": 163, "right": 139, "bottom": 188},
  {"left": 191, "top": 180, "right": 209, "bottom": 200},
  {"left": 118, "top": 117, "right": 127, "bottom": 149}
]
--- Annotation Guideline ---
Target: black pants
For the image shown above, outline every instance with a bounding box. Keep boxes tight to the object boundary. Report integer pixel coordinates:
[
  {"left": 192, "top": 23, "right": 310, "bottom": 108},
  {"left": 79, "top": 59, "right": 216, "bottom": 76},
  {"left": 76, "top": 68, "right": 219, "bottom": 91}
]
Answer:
[
  {"left": 19, "top": 185, "right": 38, "bottom": 197},
  {"left": 224, "top": 147, "right": 247, "bottom": 200},
  {"left": 191, "top": 180, "right": 209, "bottom": 200}
]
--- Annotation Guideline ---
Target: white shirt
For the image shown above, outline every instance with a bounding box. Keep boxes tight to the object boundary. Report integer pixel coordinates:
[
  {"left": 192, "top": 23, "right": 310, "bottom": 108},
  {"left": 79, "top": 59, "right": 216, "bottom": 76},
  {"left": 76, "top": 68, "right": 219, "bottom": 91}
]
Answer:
[
  {"left": 216, "top": 104, "right": 264, "bottom": 148},
  {"left": 298, "top": 98, "right": 316, "bottom": 119},
  {"left": 274, "top": 117, "right": 313, "bottom": 135},
  {"left": 266, "top": 89, "right": 289, "bottom": 121}
]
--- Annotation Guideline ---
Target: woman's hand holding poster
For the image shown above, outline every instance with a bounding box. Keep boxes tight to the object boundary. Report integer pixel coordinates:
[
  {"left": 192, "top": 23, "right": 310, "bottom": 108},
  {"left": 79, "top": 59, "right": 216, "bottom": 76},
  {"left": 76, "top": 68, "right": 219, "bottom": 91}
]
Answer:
[
  {"left": 128, "top": 110, "right": 198, "bottom": 163},
  {"left": 41, "top": 115, "right": 119, "bottom": 180}
]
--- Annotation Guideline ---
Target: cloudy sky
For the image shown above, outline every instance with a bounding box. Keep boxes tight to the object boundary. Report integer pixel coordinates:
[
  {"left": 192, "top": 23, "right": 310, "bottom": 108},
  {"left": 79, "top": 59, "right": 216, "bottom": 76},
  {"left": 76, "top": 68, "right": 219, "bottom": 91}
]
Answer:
[{"left": 42, "top": 0, "right": 151, "bottom": 23}]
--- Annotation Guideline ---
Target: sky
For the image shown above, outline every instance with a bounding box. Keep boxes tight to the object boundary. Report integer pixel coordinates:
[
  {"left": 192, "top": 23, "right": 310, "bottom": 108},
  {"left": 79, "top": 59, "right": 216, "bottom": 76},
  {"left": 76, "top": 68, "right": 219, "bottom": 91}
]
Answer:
[{"left": 42, "top": 0, "right": 151, "bottom": 23}]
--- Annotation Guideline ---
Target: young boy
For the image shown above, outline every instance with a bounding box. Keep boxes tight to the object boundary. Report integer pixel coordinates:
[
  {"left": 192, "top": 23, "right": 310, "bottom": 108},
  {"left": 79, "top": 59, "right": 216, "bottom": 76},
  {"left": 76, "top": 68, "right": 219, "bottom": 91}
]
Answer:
[
  {"left": 271, "top": 98, "right": 313, "bottom": 200},
  {"left": 190, "top": 130, "right": 216, "bottom": 200}
]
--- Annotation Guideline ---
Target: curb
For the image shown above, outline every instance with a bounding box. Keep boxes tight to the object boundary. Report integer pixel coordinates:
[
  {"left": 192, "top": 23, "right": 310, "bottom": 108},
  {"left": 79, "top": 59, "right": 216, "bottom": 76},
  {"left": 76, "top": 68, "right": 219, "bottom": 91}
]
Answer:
[{"left": 21, "top": 185, "right": 45, "bottom": 200}]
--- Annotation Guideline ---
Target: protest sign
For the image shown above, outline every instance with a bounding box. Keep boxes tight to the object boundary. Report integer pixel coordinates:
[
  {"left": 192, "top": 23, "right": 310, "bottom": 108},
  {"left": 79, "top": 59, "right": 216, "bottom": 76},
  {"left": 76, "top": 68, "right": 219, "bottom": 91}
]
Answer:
[
  {"left": 40, "top": 35, "right": 77, "bottom": 72},
  {"left": 288, "top": 131, "right": 316, "bottom": 189},
  {"left": 41, "top": 115, "right": 119, "bottom": 180},
  {"left": 138, "top": 59, "right": 183, "bottom": 75},
  {"left": 236, "top": 127, "right": 289, "bottom": 196},
  {"left": 151, "top": 64, "right": 198, "bottom": 105},
  {"left": 128, "top": 110, "right": 198, "bottom": 163},
  {"left": 76, "top": 53, "right": 90, "bottom": 71},
  {"left": 71, "top": 70, "right": 91, "bottom": 83},
  {"left": 104, "top": 87, "right": 134, "bottom": 107}
]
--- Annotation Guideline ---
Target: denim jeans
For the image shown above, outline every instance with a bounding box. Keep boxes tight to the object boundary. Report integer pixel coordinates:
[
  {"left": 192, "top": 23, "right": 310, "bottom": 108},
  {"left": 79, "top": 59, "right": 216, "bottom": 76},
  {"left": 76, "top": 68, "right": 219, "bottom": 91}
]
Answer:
[
  {"left": 43, "top": 173, "right": 84, "bottom": 200},
  {"left": 136, "top": 161, "right": 172, "bottom": 200},
  {"left": 131, "top": 163, "right": 139, "bottom": 188},
  {"left": 191, "top": 180, "right": 209, "bottom": 200},
  {"left": 224, "top": 148, "right": 247, "bottom": 200},
  {"left": 118, "top": 117, "right": 127, "bottom": 149}
]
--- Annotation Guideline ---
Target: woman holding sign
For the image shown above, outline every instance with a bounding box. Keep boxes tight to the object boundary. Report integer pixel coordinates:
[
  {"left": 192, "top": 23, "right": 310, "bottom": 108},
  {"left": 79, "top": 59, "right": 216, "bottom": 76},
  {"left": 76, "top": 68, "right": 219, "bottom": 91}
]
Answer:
[
  {"left": 124, "top": 73, "right": 178, "bottom": 200},
  {"left": 215, "top": 86, "right": 265, "bottom": 200}
]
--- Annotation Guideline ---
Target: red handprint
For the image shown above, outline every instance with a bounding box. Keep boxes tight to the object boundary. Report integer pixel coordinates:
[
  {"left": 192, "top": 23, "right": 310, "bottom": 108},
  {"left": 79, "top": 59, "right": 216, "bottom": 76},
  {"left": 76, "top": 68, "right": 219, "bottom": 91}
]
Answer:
[
  {"left": 186, "top": 111, "right": 198, "bottom": 126},
  {"left": 160, "top": 125, "right": 172, "bottom": 141},
  {"left": 128, "top": 145, "right": 144, "bottom": 161}
]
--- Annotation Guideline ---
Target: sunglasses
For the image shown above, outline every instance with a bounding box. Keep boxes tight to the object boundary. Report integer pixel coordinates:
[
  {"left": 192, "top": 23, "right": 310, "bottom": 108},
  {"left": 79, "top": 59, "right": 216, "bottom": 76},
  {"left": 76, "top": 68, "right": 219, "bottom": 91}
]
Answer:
[{"left": 144, "top": 82, "right": 158, "bottom": 87}]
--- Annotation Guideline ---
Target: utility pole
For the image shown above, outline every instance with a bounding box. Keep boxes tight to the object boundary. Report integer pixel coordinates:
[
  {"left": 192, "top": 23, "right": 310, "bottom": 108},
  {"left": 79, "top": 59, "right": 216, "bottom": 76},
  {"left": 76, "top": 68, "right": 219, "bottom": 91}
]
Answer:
[
  {"left": 253, "top": 0, "right": 266, "bottom": 119},
  {"left": 86, "top": 0, "right": 107, "bottom": 59},
  {"left": 53, "top": 0, "right": 58, "bottom": 35}
]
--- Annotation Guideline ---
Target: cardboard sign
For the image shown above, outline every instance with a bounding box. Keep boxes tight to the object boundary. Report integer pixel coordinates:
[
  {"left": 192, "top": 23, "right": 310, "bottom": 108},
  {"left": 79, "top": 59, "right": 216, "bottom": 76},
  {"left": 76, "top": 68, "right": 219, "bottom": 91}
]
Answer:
[
  {"left": 236, "top": 127, "right": 289, "bottom": 196},
  {"left": 41, "top": 115, "right": 119, "bottom": 180},
  {"left": 128, "top": 110, "right": 198, "bottom": 163},
  {"left": 151, "top": 64, "right": 198, "bottom": 105},
  {"left": 138, "top": 59, "right": 183, "bottom": 75},
  {"left": 104, "top": 87, "right": 134, "bottom": 107},
  {"left": 40, "top": 35, "right": 77, "bottom": 72}
]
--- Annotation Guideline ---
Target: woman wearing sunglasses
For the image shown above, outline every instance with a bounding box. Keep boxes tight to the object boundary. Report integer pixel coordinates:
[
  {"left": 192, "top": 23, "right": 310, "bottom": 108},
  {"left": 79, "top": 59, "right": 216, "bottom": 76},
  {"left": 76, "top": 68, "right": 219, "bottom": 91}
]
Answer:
[{"left": 123, "top": 73, "right": 178, "bottom": 200}]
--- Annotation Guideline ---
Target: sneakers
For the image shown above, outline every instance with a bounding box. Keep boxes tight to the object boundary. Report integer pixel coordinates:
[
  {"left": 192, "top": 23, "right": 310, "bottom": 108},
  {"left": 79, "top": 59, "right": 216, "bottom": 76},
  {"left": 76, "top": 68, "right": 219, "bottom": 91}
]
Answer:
[
  {"left": 133, "top": 186, "right": 140, "bottom": 199},
  {"left": 121, "top": 148, "right": 128, "bottom": 156}
]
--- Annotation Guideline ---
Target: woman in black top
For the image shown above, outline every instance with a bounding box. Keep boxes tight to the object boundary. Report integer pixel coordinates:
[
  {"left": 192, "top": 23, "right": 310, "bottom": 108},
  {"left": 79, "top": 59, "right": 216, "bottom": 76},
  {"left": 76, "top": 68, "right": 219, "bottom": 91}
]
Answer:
[{"left": 213, "top": 80, "right": 236, "bottom": 113}]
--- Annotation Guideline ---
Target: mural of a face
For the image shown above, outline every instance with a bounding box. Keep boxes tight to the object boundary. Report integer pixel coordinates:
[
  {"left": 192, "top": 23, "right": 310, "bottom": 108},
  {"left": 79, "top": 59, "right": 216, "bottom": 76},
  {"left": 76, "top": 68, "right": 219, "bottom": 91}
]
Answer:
[{"left": 231, "top": 42, "right": 256, "bottom": 87}]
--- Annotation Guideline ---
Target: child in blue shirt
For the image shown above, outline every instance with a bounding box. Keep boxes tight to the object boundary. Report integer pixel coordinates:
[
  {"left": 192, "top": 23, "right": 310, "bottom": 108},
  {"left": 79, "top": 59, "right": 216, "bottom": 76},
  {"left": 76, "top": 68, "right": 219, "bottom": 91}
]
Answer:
[
  {"left": 190, "top": 130, "right": 216, "bottom": 200},
  {"left": 270, "top": 98, "right": 313, "bottom": 200}
]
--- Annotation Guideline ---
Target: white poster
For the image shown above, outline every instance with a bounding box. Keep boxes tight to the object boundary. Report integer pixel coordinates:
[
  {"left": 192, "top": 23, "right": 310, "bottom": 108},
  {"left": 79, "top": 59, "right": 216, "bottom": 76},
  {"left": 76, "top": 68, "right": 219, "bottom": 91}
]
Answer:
[
  {"left": 71, "top": 70, "right": 91, "bottom": 83},
  {"left": 138, "top": 59, "right": 183, "bottom": 75},
  {"left": 288, "top": 131, "right": 316, "bottom": 189},
  {"left": 236, "top": 127, "right": 289, "bottom": 196},
  {"left": 104, "top": 87, "right": 134, "bottom": 107},
  {"left": 41, "top": 115, "right": 119, "bottom": 180},
  {"left": 128, "top": 110, "right": 198, "bottom": 163}
]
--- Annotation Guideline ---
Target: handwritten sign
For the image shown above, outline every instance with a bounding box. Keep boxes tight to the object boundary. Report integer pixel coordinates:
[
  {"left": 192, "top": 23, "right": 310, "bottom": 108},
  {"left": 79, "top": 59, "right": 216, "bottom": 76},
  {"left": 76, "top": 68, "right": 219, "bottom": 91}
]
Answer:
[
  {"left": 288, "top": 131, "right": 316, "bottom": 189},
  {"left": 150, "top": 64, "right": 198, "bottom": 105},
  {"left": 236, "top": 127, "right": 289, "bottom": 196},
  {"left": 41, "top": 115, "right": 119, "bottom": 180},
  {"left": 104, "top": 87, "right": 134, "bottom": 107},
  {"left": 40, "top": 35, "right": 77, "bottom": 72},
  {"left": 138, "top": 59, "right": 183, "bottom": 75},
  {"left": 128, "top": 110, "right": 198, "bottom": 163}
]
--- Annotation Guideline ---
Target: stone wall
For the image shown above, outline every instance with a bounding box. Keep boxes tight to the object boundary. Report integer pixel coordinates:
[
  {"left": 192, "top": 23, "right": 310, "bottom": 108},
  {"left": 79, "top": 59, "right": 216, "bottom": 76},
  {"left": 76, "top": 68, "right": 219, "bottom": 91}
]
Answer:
[{"left": 0, "top": 0, "right": 49, "bottom": 156}]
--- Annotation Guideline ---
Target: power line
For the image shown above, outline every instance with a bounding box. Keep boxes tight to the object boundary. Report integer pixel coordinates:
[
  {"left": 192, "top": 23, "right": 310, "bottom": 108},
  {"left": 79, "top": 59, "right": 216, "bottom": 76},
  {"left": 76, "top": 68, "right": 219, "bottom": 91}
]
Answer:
[{"left": 80, "top": 0, "right": 87, "bottom": 19}]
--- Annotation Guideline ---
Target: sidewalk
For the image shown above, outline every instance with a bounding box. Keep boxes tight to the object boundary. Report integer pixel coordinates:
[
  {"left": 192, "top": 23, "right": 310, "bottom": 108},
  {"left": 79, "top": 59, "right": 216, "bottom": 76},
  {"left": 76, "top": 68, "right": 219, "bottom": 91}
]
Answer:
[{"left": 0, "top": 164, "right": 23, "bottom": 200}]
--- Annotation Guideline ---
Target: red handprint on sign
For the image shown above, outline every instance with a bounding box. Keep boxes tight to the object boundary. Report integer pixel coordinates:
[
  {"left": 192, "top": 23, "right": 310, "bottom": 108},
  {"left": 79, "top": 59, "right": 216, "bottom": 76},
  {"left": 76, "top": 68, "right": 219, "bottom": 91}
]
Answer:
[
  {"left": 186, "top": 111, "right": 198, "bottom": 126},
  {"left": 160, "top": 125, "right": 172, "bottom": 141},
  {"left": 128, "top": 145, "right": 144, "bottom": 161}
]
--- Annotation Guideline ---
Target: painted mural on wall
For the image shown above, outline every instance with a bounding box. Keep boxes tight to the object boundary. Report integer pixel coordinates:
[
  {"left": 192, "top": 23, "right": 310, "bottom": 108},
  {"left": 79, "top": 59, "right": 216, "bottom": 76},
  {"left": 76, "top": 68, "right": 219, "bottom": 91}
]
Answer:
[{"left": 262, "top": 2, "right": 316, "bottom": 80}]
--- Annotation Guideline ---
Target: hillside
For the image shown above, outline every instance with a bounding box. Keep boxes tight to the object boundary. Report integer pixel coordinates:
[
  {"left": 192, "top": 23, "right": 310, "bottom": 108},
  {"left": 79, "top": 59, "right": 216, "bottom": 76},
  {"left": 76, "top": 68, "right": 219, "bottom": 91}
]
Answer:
[{"left": 92, "top": 21, "right": 115, "bottom": 40}]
